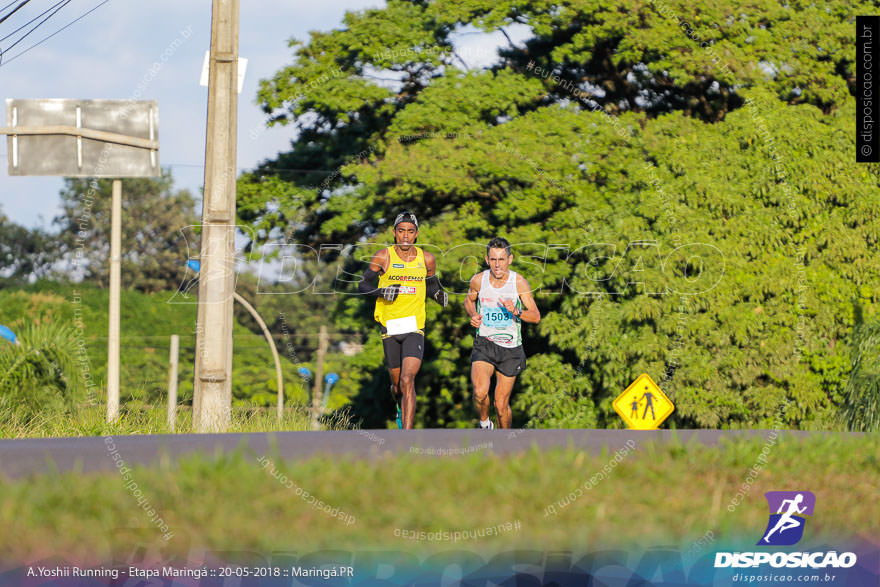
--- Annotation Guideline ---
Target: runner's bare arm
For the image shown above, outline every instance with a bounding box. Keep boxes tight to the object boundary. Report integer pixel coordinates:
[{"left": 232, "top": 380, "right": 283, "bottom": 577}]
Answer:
[
  {"left": 514, "top": 273, "right": 541, "bottom": 323},
  {"left": 465, "top": 273, "right": 482, "bottom": 328},
  {"left": 371, "top": 249, "right": 389, "bottom": 273}
]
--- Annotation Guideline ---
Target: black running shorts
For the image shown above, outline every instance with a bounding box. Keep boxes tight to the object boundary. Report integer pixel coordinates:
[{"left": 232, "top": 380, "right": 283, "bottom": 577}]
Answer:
[
  {"left": 382, "top": 332, "right": 425, "bottom": 369},
  {"left": 471, "top": 335, "right": 526, "bottom": 377}
]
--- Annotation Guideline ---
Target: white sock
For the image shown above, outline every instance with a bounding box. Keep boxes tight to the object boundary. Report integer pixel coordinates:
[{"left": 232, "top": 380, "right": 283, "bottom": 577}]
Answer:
[{"left": 480, "top": 419, "right": 491, "bottom": 428}]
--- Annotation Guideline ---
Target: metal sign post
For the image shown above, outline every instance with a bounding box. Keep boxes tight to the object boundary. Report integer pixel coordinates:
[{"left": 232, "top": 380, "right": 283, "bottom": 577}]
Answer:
[
  {"left": 168, "top": 334, "right": 180, "bottom": 431},
  {"left": 2, "top": 99, "right": 159, "bottom": 422},
  {"left": 107, "top": 178, "right": 122, "bottom": 420}
]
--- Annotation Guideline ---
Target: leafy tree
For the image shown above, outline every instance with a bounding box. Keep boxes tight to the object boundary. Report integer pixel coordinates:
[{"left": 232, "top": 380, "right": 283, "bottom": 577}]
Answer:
[
  {"left": 0, "top": 208, "right": 56, "bottom": 282},
  {"left": 239, "top": 0, "right": 879, "bottom": 429},
  {"left": 53, "top": 170, "right": 197, "bottom": 293}
]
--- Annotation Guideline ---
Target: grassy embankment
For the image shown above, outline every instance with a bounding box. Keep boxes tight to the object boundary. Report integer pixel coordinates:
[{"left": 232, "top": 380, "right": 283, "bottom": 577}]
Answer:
[
  {"left": 0, "top": 282, "right": 355, "bottom": 436},
  {"left": 0, "top": 404, "right": 356, "bottom": 437},
  {"left": 0, "top": 434, "right": 877, "bottom": 562}
]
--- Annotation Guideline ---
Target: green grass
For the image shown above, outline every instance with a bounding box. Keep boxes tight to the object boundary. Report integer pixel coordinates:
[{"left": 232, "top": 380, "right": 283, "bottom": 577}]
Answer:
[
  {"left": 0, "top": 434, "right": 877, "bottom": 562},
  {"left": 0, "top": 281, "right": 359, "bottom": 437},
  {"left": 0, "top": 281, "right": 314, "bottom": 411},
  {"left": 0, "top": 404, "right": 354, "bottom": 437}
]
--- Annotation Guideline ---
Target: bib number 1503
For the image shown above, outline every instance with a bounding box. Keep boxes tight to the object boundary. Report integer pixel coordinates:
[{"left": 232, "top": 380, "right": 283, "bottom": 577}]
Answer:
[{"left": 482, "top": 307, "right": 512, "bottom": 327}]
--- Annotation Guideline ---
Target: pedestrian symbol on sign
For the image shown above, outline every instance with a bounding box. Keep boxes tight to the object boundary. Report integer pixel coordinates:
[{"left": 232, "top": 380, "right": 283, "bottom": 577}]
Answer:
[
  {"left": 612, "top": 374, "right": 674, "bottom": 430},
  {"left": 640, "top": 388, "right": 655, "bottom": 420}
]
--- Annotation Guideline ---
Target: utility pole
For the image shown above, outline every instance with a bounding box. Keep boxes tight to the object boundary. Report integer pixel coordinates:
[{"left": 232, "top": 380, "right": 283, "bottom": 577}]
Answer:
[
  {"left": 193, "top": 0, "right": 240, "bottom": 432},
  {"left": 310, "top": 325, "right": 329, "bottom": 430}
]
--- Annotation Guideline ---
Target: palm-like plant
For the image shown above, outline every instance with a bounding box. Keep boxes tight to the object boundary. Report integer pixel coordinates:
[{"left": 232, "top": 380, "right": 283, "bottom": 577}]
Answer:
[{"left": 0, "top": 322, "right": 86, "bottom": 423}]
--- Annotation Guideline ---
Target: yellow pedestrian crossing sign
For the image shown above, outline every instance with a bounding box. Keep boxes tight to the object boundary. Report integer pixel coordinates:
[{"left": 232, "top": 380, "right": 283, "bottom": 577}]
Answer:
[{"left": 613, "top": 374, "right": 674, "bottom": 430}]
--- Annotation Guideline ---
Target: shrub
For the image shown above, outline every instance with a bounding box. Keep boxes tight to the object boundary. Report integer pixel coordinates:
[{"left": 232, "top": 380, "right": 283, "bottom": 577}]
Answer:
[
  {"left": 0, "top": 322, "right": 86, "bottom": 423},
  {"left": 839, "top": 317, "right": 880, "bottom": 431}
]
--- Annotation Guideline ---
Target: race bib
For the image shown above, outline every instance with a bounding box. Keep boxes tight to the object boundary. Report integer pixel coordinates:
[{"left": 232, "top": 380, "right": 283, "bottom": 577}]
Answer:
[
  {"left": 386, "top": 315, "right": 418, "bottom": 335},
  {"left": 481, "top": 305, "right": 513, "bottom": 328}
]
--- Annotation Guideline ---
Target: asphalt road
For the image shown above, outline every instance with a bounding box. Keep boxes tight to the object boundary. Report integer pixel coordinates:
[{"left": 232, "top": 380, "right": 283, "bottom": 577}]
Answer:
[{"left": 0, "top": 429, "right": 849, "bottom": 479}]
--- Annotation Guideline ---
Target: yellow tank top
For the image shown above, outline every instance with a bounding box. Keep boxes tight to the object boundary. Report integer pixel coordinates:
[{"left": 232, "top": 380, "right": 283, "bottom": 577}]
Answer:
[{"left": 374, "top": 246, "right": 427, "bottom": 329}]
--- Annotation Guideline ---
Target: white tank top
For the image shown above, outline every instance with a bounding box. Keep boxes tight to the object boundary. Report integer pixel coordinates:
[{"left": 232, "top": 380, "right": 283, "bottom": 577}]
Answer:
[{"left": 476, "top": 270, "right": 522, "bottom": 348}]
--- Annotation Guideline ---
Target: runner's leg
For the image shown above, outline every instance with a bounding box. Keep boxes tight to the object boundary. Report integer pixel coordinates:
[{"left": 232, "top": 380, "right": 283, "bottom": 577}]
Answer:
[
  {"left": 388, "top": 368, "right": 401, "bottom": 403},
  {"left": 383, "top": 334, "right": 404, "bottom": 427},
  {"left": 494, "top": 372, "right": 517, "bottom": 429},
  {"left": 399, "top": 356, "right": 422, "bottom": 429},
  {"left": 472, "top": 361, "right": 495, "bottom": 424}
]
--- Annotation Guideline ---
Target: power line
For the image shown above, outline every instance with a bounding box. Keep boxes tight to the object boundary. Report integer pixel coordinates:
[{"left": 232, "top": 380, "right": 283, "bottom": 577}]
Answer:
[
  {"left": 0, "top": 0, "right": 23, "bottom": 18},
  {"left": 0, "top": 0, "right": 21, "bottom": 13},
  {"left": 0, "top": 0, "right": 32, "bottom": 26},
  {"left": 0, "top": 155, "right": 341, "bottom": 174},
  {"left": 0, "top": 0, "right": 110, "bottom": 67},
  {"left": 0, "top": 0, "right": 69, "bottom": 45},
  {"left": 0, "top": 0, "right": 71, "bottom": 60},
  {"left": 162, "top": 162, "right": 337, "bottom": 173},
  {"left": 83, "top": 332, "right": 362, "bottom": 340}
]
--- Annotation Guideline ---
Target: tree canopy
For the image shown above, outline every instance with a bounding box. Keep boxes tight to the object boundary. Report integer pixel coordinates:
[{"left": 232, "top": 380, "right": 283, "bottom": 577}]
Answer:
[
  {"left": 237, "top": 0, "right": 880, "bottom": 429},
  {"left": 53, "top": 171, "right": 198, "bottom": 294},
  {"left": 0, "top": 208, "right": 54, "bottom": 283}
]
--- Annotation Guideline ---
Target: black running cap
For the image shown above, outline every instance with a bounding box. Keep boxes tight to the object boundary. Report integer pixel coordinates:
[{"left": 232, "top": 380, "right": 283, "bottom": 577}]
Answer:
[{"left": 393, "top": 211, "right": 419, "bottom": 229}]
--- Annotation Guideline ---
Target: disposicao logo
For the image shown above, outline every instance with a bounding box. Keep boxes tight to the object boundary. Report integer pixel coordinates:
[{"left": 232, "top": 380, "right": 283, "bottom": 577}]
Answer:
[
  {"left": 714, "top": 491, "right": 858, "bottom": 570},
  {"left": 759, "top": 491, "right": 814, "bottom": 546}
]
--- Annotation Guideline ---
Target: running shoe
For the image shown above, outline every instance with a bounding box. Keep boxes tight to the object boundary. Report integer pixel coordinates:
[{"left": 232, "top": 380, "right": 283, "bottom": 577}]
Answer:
[
  {"left": 396, "top": 404, "right": 402, "bottom": 429},
  {"left": 479, "top": 420, "right": 495, "bottom": 430}
]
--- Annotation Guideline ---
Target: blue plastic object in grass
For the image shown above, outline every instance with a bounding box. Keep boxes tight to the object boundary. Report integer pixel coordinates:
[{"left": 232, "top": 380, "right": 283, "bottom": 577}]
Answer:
[{"left": 0, "top": 324, "right": 16, "bottom": 344}]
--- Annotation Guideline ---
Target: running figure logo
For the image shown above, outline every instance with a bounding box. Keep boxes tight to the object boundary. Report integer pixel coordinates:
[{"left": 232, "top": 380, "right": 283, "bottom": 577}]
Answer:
[{"left": 758, "top": 491, "right": 816, "bottom": 546}]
